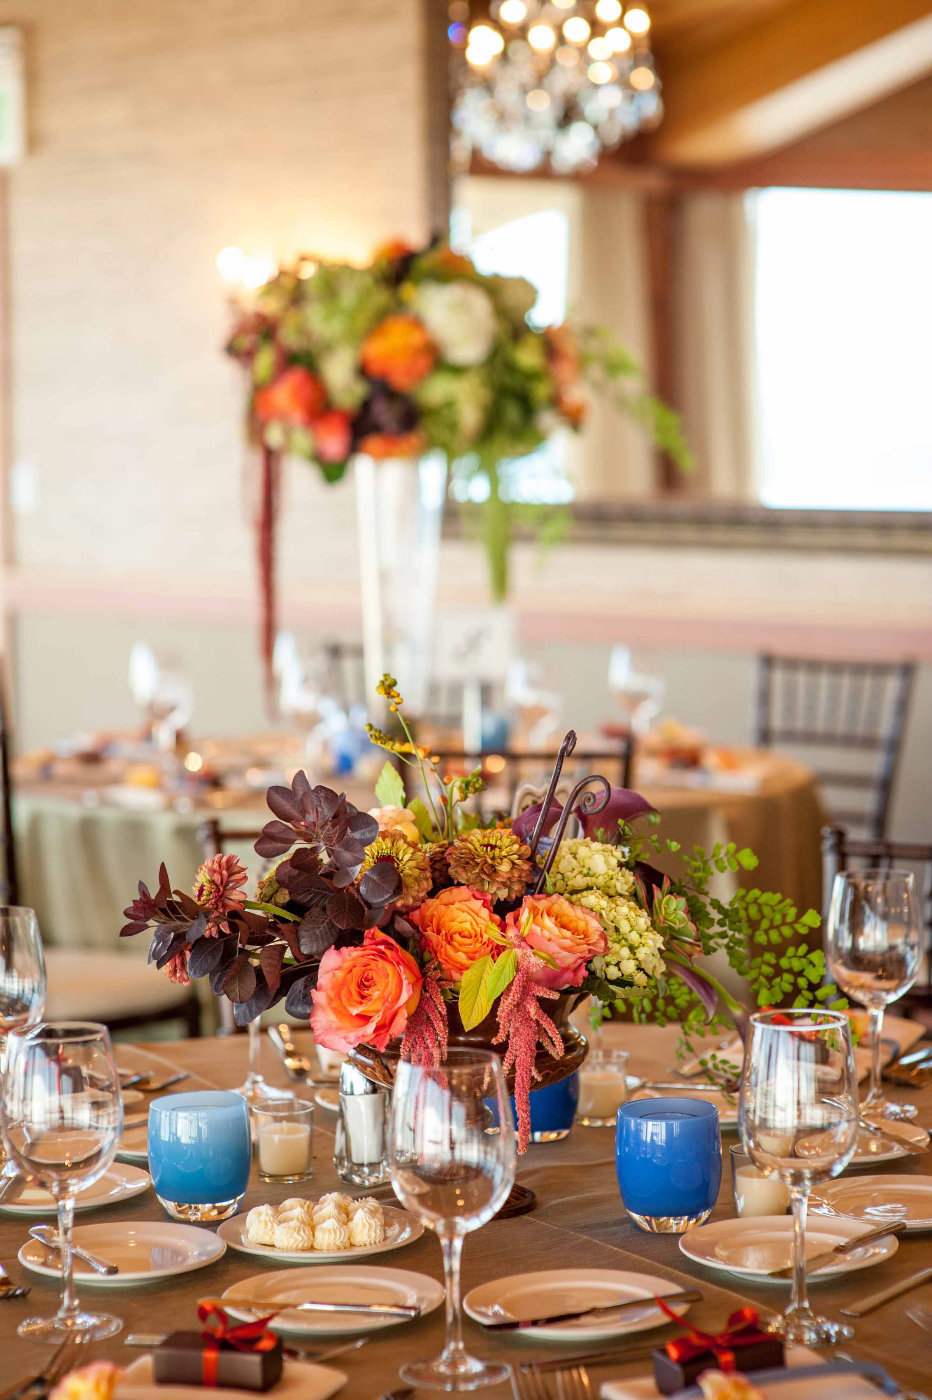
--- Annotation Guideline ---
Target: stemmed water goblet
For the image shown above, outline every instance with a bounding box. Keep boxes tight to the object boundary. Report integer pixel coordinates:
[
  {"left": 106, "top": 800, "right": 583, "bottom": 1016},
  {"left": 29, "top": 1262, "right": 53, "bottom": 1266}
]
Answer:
[
  {"left": 607, "top": 646, "right": 665, "bottom": 736},
  {"left": 739, "top": 1008, "right": 858, "bottom": 1346},
  {"left": 0, "top": 907, "right": 47, "bottom": 1185},
  {"left": 1, "top": 1021, "right": 124, "bottom": 1340},
  {"left": 389, "top": 1049, "right": 516, "bottom": 1391},
  {"left": 826, "top": 869, "right": 922, "bottom": 1122}
]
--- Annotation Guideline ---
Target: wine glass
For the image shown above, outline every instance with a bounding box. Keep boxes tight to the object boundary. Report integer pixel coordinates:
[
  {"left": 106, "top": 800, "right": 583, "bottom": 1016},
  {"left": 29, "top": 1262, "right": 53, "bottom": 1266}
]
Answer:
[
  {"left": 607, "top": 647, "right": 665, "bottom": 736},
  {"left": 389, "top": 1049, "right": 516, "bottom": 1391},
  {"left": 1, "top": 1021, "right": 124, "bottom": 1341},
  {"left": 739, "top": 1009, "right": 858, "bottom": 1346},
  {"left": 0, "top": 908, "right": 47, "bottom": 1185},
  {"left": 826, "top": 869, "right": 922, "bottom": 1122}
]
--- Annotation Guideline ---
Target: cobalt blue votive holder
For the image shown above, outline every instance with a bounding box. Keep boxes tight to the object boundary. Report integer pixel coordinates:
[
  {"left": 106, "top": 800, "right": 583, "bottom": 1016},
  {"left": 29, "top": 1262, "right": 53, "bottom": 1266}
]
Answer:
[
  {"left": 148, "top": 1090, "right": 251, "bottom": 1223},
  {"left": 616, "top": 1096, "right": 722, "bottom": 1234},
  {"left": 485, "top": 1072, "right": 579, "bottom": 1143}
]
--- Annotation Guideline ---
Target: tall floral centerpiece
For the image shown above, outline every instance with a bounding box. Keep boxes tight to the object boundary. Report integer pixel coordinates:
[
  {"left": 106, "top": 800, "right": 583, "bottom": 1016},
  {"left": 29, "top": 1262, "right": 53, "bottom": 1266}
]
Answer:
[
  {"left": 225, "top": 240, "right": 689, "bottom": 706},
  {"left": 122, "top": 677, "right": 834, "bottom": 1152}
]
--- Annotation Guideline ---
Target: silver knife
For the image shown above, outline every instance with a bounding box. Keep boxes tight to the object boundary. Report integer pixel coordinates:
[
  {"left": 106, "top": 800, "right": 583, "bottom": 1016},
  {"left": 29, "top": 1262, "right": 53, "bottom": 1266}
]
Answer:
[
  {"left": 29, "top": 1224, "right": 119, "bottom": 1276},
  {"left": 840, "top": 1265, "right": 932, "bottom": 1317},
  {"left": 211, "top": 1295, "right": 420, "bottom": 1318},
  {"left": 768, "top": 1220, "right": 907, "bottom": 1278},
  {"left": 481, "top": 1288, "right": 701, "bottom": 1331}
]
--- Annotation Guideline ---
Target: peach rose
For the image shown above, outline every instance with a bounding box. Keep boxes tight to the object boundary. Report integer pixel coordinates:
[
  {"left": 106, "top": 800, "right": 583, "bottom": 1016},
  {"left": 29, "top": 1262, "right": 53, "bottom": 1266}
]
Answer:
[
  {"left": 506, "top": 894, "right": 606, "bottom": 990},
  {"left": 51, "top": 1362, "right": 123, "bottom": 1400},
  {"left": 409, "top": 886, "right": 503, "bottom": 982},
  {"left": 368, "top": 805, "right": 420, "bottom": 845},
  {"left": 309, "top": 929, "right": 422, "bottom": 1053}
]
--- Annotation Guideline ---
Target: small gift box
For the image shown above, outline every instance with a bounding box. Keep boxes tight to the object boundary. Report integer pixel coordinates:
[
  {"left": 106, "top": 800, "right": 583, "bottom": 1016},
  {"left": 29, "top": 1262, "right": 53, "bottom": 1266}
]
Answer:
[
  {"left": 650, "top": 1305, "right": 784, "bottom": 1396},
  {"left": 153, "top": 1302, "right": 283, "bottom": 1392}
]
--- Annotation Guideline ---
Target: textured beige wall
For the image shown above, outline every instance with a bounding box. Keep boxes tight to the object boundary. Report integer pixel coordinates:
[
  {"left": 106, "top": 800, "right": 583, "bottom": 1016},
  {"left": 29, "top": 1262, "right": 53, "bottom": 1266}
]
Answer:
[{"left": 3, "top": 0, "right": 430, "bottom": 578}]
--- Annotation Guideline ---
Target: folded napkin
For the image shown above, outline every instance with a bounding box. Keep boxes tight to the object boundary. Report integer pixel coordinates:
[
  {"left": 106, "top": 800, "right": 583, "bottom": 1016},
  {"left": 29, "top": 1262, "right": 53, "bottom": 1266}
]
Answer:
[{"left": 116, "top": 1356, "right": 345, "bottom": 1400}]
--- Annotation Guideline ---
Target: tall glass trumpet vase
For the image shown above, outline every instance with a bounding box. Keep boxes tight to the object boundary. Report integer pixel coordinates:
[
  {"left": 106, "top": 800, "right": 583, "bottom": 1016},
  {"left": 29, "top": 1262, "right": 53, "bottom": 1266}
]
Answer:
[
  {"left": 234, "top": 1021, "right": 290, "bottom": 1103},
  {"left": 0, "top": 908, "right": 47, "bottom": 1188},
  {"left": 354, "top": 453, "right": 445, "bottom": 715}
]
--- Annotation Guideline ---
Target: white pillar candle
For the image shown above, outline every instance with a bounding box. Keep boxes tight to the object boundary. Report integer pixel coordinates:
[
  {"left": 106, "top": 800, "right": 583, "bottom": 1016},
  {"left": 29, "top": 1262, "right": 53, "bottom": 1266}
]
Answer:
[
  {"left": 257, "top": 1120, "right": 312, "bottom": 1177},
  {"left": 734, "top": 1163, "right": 790, "bottom": 1217},
  {"left": 578, "top": 1069, "right": 628, "bottom": 1121}
]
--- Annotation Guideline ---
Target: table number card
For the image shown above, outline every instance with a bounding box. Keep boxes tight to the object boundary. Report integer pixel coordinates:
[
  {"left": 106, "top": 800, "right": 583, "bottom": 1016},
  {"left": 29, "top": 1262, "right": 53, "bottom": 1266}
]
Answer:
[{"left": 432, "top": 608, "right": 515, "bottom": 686}]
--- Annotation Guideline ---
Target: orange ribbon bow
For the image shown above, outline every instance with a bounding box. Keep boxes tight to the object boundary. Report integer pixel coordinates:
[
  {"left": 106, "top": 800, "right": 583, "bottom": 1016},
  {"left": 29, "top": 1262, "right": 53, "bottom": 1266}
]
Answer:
[{"left": 196, "top": 1300, "right": 278, "bottom": 1387}]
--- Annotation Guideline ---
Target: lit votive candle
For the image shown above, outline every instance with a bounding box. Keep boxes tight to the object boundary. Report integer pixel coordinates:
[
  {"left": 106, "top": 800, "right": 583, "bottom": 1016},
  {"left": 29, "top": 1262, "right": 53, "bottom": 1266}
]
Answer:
[
  {"left": 578, "top": 1049, "right": 630, "bottom": 1127},
  {"left": 730, "top": 1144, "right": 789, "bottom": 1217},
  {"left": 252, "top": 1098, "right": 314, "bottom": 1184}
]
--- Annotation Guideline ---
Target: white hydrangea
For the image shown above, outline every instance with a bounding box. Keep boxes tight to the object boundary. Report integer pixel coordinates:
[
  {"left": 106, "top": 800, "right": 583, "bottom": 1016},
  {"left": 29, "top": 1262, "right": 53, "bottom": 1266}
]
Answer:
[
  {"left": 549, "top": 838, "right": 637, "bottom": 900},
  {"left": 574, "top": 889, "right": 666, "bottom": 989},
  {"left": 415, "top": 281, "right": 497, "bottom": 367}
]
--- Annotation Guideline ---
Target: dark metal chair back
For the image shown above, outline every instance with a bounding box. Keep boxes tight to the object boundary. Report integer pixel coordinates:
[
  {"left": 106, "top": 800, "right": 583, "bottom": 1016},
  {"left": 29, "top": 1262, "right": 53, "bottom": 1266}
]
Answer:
[
  {"left": 756, "top": 655, "right": 914, "bottom": 838},
  {"left": 821, "top": 824, "right": 932, "bottom": 1018},
  {"left": 425, "top": 738, "right": 633, "bottom": 821},
  {"left": 0, "top": 665, "right": 19, "bottom": 906}
]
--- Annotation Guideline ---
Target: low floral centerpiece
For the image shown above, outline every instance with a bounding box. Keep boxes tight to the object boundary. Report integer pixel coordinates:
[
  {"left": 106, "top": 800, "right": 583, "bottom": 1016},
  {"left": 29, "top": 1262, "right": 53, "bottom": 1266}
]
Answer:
[{"left": 122, "top": 678, "right": 832, "bottom": 1151}]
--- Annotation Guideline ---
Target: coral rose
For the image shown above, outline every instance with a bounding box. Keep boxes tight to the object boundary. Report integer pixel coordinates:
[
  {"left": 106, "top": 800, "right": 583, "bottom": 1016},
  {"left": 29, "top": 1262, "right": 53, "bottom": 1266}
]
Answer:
[
  {"left": 253, "top": 365, "right": 327, "bottom": 426},
  {"left": 361, "top": 314, "right": 435, "bottom": 392},
  {"left": 506, "top": 893, "right": 606, "bottom": 991},
  {"left": 369, "top": 805, "right": 421, "bottom": 845},
  {"left": 410, "top": 886, "right": 503, "bottom": 982},
  {"left": 312, "top": 409, "right": 353, "bottom": 464},
  {"left": 309, "top": 929, "right": 422, "bottom": 1053},
  {"left": 357, "top": 429, "right": 426, "bottom": 460}
]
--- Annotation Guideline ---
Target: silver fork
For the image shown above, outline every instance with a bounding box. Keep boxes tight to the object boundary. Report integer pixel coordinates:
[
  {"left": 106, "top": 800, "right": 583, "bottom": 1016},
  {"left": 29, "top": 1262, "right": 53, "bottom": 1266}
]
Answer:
[
  {"left": 0, "top": 1258, "right": 29, "bottom": 1300},
  {"left": 0, "top": 1331, "right": 87, "bottom": 1400},
  {"left": 552, "top": 1367, "right": 593, "bottom": 1400},
  {"left": 513, "top": 1368, "right": 550, "bottom": 1400},
  {"left": 907, "top": 1304, "right": 932, "bottom": 1333}
]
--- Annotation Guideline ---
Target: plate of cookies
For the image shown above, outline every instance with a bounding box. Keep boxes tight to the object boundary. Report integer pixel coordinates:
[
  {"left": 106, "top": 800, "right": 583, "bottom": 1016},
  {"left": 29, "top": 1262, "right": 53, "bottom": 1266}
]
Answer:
[{"left": 217, "top": 1191, "right": 424, "bottom": 1263}]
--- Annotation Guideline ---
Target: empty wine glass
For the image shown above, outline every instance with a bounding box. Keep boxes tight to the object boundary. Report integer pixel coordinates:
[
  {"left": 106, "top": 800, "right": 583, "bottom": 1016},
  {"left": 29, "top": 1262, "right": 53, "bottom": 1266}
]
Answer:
[
  {"left": 826, "top": 869, "right": 922, "bottom": 1122},
  {"left": 607, "top": 647, "right": 665, "bottom": 736},
  {"left": 1, "top": 1021, "right": 124, "bottom": 1340},
  {"left": 389, "top": 1049, "right": 516, "bottom": 1391},
  {"left": 739, "top": 1009, "right": 858, "bottom": 1346},
  {"left": 0, "top": 908, "right": 47, "bottom": 1185}
]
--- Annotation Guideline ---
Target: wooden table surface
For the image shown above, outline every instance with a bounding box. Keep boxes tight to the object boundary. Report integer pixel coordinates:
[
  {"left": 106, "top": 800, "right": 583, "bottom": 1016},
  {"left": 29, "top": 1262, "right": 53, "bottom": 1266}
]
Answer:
[{"left": 1, "top": 1023, "right": 930, "bottom": 1396}]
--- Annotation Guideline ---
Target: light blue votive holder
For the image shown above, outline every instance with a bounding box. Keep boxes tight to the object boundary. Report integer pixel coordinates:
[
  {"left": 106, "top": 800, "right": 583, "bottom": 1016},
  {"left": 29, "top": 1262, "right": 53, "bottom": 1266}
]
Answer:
[
  {"left": 616, "top": 1097, "right": 722, "bottom": 1234},
  {"left": 148, "top": 1090, "right": 251, "bottom": 1222}
]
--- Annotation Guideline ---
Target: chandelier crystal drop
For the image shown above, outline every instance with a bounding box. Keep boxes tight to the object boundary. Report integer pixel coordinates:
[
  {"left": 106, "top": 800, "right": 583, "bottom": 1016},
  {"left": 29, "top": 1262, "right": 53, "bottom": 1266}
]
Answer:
[{"left": 450, "top": 0, "right": 662, "bottom": 175}]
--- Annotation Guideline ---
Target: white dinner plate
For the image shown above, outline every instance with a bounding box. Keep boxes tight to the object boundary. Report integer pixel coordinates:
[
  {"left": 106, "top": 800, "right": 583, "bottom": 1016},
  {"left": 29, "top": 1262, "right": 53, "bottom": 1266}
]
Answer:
[
  {"left": 118, "top": 1355, "right": 345, "bottom": 1400},
  {"left": 811, "top": 1174, "right": 932, "bottom": 1232},
  {"left": 627, "top": 1084, "right": 738, "bottom": 1129},
  {"left": 218, "top": 1204, "right": 423, "bottom": 1263},
  {"left": 463, "top": 1268, "right": 695, "bottom": 1344},
  {"left": 122, "top": 1089, "right": 146, "bottom": 1110},
  {"left": 678, "top": 1214, "right": 899, "bottom": 1283},
  {"left": 222, "top": 1265, "right": 444, "bottom": 1336},
  {"left": 116, "top": 1123, "right": 149, "bottom": 1163},
  {"left": 314, "top": 1087, "right": 340, "bottom": 1113},
  {"left": 19, "top": 1219, "right": 225, "bottom": 1284},
  {"left": 0, "top": 1162, "right": 150, "bottom": 1216},
  {"left": 797, "top": 1122, "right": 923, "bottom": 1169}
]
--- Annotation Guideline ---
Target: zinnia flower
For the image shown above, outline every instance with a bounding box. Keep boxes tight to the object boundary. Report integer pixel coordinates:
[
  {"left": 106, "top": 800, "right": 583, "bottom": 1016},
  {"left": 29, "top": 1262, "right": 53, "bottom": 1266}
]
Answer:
[
  {"left": 51, "top": 1362, "right": 123, "bottom": 1400},
  {"left": 415, "top": 281, "right": 497, "bottom": 367},
  {"left": 360, "top": 830, "right": 431, "bottom": 911},
  {"left": 446, "top": 829, "right": 533, "bottom": 903},
  {"left": 506, "top": 893, "right": 606, "bottom": 991},
  {"left": 252, "top": 365, "right": 327, "bottom": 426},
  {"left": 193, "top": 854, "right": 248, "bottom": 926},
  {"left": 309, "top": 929, "right": 422, "bottom": 1052},
  {"left": 409, "top": 886, "right": 503, "bottom": 982},
  {"left": 361, "top": 314, "right": 435, "bottom": 391}
]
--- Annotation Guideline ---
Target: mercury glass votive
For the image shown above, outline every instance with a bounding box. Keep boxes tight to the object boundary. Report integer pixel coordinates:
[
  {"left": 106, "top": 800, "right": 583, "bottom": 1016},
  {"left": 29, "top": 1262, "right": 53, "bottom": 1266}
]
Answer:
[
  {"left": 148, "top": 1090, "right": 250, "bottom": 1222},
  {"left": 253, "top": 1097, "right": 314, "bottom": 1183},
  {"left": 616, "top": 1096, "right": 722, "bottom": 1233}
]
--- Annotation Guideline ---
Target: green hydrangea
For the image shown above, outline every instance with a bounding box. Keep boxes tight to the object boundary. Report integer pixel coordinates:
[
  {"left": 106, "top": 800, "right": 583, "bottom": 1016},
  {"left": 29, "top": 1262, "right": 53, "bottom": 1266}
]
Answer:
[
  {"left": 549, "top": 838, "right": 637, "bottom": 900},
  {"left": 574, "top": 888, "right": 666, "bottom": 989}
]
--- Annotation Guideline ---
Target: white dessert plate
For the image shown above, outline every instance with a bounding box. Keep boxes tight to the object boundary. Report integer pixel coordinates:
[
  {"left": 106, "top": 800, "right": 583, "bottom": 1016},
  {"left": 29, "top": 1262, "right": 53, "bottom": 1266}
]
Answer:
[
  {"left": 117, "top": 1355, "right": 345, "bottom": 1400},
  {"left": 19, "top": 1219, "right": 225, "bottom": 1284},
  {"left": 314, "top": 1087, "right": 340, "bottom": 1113},
  {"left": 218, "top": 1205, "right": 423, "bottom": 1262},
  {"left": 116, "top": 1123, "right": 149, "bottom": 1163},
  {"left": 0, "top": 1162, "right": 150, "bottom": 1215},
  {"left": 678, "top": 1214, "right": 898, "bottom": 1283},
  {"left": 122, "top": 1089, "right": 145, "bottom": 1110},
  {"left": 627, "top": 1085, "right": 738, "bottom": 1129},
  {"left": 222, "top": 1265, "right": 443, "bottom": 1336},
  {"left": 797, "top": 1122, "right": 923, "bottom": 1169},
  {"left": 811, "top": 1174, "right": 932, "bottom": 1232},
  {"left": 463, "top": 1268, "right": 695, "bottom": 1344}
]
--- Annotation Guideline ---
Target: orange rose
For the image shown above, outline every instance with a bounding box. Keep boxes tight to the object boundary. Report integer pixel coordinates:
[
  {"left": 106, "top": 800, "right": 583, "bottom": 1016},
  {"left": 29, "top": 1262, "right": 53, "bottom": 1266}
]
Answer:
[
  {"left": 361, "top": 314, "right": 435, "bottom": 391},
  {"left": 505, "top": 894, "right": 606, "bottom": 990},
  {"left": 309, "top": 929, "right": 422, "bottom": 1053},
  {"left": 253, "top": 365, "right": 327, "bottom": 425},
  {"left": 357, "top": 429, "right": 426, "bottom": 460},
  {"left": 409, "top": 886, "right": 503, "bottom": 982}
]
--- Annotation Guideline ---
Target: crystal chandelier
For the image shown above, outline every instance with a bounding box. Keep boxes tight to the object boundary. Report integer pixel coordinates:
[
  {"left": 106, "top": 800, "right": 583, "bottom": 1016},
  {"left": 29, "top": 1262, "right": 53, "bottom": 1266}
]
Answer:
[{"left": 450, "top": 1, "right": 662, "bottom": 176}]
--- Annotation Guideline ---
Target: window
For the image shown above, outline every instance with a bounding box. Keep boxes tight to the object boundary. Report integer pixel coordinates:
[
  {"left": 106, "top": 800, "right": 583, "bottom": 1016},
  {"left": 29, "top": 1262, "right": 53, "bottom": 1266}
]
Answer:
[{"left": 753, "top": 188, "right": 932, "bottom": 511}]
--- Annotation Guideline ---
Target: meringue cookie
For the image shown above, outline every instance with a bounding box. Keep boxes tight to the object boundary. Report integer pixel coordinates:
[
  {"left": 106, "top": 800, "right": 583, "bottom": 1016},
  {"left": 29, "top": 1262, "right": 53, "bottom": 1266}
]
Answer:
[
  {"left": 313, "top": 1216, "right": 351, "bottom": 1251},
  {"left": 349, "top": 1204, "right": 385, "bottom": 1248},
  {"left": 347, "top": 1196, "right": 383, "bottom": 1219},
  {"left": 279, "top": 1197, "right": 315, "bottom": 1226},
  {"left": 272, "top": 1219, "right": 315, "bottom": 1252},
  {"left": 314, "top": 1192, "right": 351, "bottom": 1218},
  {"left": 244, "top": 1204, "right": 279, "bottom": 1246},
  {"left": 312, "top": 1200, "right": 347, "bottom": 1227}
]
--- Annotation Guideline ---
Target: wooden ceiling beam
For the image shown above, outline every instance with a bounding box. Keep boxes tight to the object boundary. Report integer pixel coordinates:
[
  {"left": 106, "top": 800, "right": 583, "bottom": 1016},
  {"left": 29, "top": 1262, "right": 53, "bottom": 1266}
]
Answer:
[{"left": 648, "top": 0, "right": 932, "bottom": 166}]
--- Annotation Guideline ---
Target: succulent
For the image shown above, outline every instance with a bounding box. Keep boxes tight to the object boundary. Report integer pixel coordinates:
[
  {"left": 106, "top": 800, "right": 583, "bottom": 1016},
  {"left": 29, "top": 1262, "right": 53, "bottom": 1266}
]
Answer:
[
  {"left": 446, "top": 829, "right": 534, "bottom": 904},
  {"left": 360, "top": 831, "right": 432, "bottom": 912},
  {"left": 255, "top": 862, "right": 291, "bottom": 908}
]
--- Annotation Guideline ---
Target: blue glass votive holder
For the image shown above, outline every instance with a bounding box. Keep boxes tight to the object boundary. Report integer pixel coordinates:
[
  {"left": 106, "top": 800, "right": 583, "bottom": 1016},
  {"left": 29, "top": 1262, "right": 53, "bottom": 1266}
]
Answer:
[
  {"left": 616, "top": 1097, "right": 722, "bottom": 1234},
  {"left": 148, "top": 1090, "right": 251, "bottom": 1222},
  {"left": 485, "top": 1072, "right": 579, "bottom": 1143}
]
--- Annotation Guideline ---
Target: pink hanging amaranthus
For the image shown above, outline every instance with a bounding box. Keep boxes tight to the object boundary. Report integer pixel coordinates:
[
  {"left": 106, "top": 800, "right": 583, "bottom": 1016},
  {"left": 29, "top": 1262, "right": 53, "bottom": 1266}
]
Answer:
[
  {"left": 493, "top": 948, "right": 564, "bottom": 1153},
  {"left": 400, "top": 963, "right": 449, "bottom": 1067}
]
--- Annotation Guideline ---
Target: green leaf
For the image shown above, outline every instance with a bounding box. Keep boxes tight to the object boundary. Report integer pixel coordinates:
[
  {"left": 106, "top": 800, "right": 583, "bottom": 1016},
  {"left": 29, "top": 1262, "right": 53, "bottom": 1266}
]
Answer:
[
  {"left": 408, "top": 798, "right": 436, "bottom": 842},
  {"left": 458, "top": 955, "right": 495, "bottom": 1031},
  {"left": 375, "top": 761, "right": 406, "bottom": 810},
  {"left": 486, "top": 948, "right": 518, "bottom": 1003}
]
